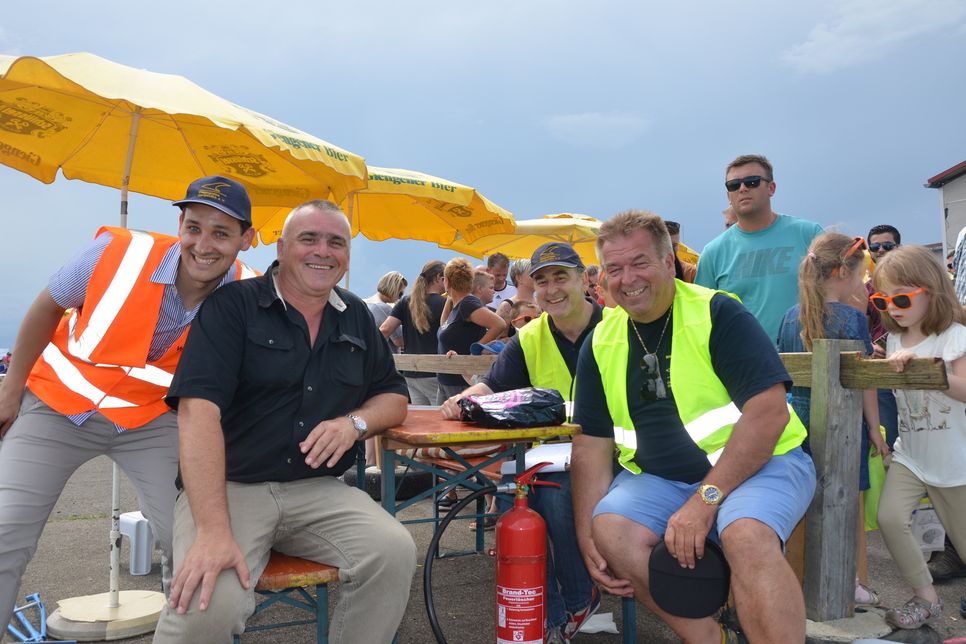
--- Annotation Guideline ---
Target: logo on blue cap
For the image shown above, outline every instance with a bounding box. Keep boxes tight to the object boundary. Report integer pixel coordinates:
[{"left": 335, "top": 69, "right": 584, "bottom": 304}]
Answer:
[{"left": 173, "top": 175, "right": 252, "bottom": 225}]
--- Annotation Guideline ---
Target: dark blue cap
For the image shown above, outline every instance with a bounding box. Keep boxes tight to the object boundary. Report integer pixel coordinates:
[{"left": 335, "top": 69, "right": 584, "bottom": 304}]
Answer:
[
  {"left": 529, "top": 242, "right": 584, "bottom": 276},
  {"left": 173, "top": 175, "right": 252, "bottom": 225}
]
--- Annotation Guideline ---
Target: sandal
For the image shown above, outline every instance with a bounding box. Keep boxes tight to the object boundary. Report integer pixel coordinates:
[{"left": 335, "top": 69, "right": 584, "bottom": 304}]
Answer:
[
  {"left": 854, "top": 582, "right": 880, "bottom": 607},
  {"left": 436, "top": 489, "right": 459, "bottom": 511},
  {"left": 469, "top": 516, "right": 497, "bottom": 531},
  {"left": 885, "top": 595, "right": 942, "bottom": 630}
]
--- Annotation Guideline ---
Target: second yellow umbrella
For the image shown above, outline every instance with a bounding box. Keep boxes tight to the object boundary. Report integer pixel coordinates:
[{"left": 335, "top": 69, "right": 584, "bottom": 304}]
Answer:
[
  {"left": 253, "top": 166, "right": 515, "bottom": 246},
  {"left": 441, "top": 213, "right": 602, "bottom": 267}
]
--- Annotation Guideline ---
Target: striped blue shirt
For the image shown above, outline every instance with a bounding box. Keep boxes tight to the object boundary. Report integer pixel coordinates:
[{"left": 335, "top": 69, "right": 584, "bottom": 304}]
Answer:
[{"left": 47, "top": 231, "right": 238, "bottom": 429}]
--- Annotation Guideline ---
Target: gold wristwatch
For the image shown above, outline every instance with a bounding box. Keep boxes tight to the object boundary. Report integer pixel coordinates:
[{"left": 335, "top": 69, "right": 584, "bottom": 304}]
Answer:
[{"left": 697, "top": 483, "right": 724, "bottom": 505}]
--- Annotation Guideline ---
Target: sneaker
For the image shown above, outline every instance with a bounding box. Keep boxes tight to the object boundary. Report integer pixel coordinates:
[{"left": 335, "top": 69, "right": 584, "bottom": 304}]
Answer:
[
  {"left": 885, "top": 595, "right": 943, "bottom": 630},
  {"left": 928, "top": 546, "right": 966, "bottom": 581},
  {"left": 720, "top": 623, "right": 748, "bottom": 644},
  {"left": 546, "top": 624, "right": 568, "bottom": 644},
  {"left": 564, "top": 585, "right": 601, "bottom": 639}
]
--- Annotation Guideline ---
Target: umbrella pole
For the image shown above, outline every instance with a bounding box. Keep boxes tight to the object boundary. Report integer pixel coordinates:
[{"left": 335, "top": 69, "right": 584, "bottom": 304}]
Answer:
[
  {"left": 108, "top": 463, "right": 121, "bottom": 608},
  {"left": 344, "top": 196, "right": 354, "bottom": 290},
  {"left": 118, "top": 111, "right": 141, "bottom": 229},
  {"left": 46, "top": 461, "right": 165, "bottom": 640},
  {"left": 47, "top": 109, "right": 165, "bottom": 641}
]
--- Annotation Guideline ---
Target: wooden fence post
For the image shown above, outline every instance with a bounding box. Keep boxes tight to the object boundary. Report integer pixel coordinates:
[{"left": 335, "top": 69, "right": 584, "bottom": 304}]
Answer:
[{"left": 803, "top": 339, "right": 864, "bottom": 621}]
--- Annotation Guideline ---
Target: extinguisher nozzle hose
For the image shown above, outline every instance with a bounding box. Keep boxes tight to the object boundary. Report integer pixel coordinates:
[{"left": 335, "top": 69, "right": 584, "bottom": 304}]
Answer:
[{"left": 494, "top": 482, "right": 515, "bottom": 495}]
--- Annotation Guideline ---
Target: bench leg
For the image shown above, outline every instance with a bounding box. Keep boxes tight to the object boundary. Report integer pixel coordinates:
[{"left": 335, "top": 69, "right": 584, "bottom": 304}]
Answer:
[
  {"left": 622, "top": 596, "right": 637, "bottom": 643},
  {"left": 317, "top": 583, "right": 328, "bottom": 644}
]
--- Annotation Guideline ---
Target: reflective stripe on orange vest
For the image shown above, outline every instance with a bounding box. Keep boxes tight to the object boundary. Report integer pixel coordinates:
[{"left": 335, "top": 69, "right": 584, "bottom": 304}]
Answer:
[{"left": 66, "top": 230, "right": 156, "bottom": 363}]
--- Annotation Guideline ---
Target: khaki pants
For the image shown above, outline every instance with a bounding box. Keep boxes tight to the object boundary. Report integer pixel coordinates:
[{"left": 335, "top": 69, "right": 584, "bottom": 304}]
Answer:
[
  {"left": 0, "top": 390, "right": 178, "bottom": 635},
  {"left": 153, "top": 476, "right": 416, "bottom": 644},
  {"left": 877, "top": 462, "right": 966, "bottom": 589}
]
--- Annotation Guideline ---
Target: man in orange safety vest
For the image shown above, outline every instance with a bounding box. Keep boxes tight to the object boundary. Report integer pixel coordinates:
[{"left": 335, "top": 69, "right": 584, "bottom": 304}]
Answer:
[{"left": 0, "top": 176, "right": 258, "bottom": 634}]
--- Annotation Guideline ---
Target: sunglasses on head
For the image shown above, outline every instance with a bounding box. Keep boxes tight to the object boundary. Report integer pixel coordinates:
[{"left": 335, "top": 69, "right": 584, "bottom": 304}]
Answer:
[
  {"left": 844, "top": 236, "right": 868, "bottom": 260},
  {"left": 512, "top": 314, "right": 535, "bottom": 326},
  {"left": 869, "top": 287, "right": 927, "bottom": 311},
  {"left": 725, "top": 175, "right": 771, "bottom": 192},
  {"left": 640, "top": 353, "right": 667, "bottom": 402},
  {"left": 869, "top": 241, "right": 897, "bottom": 253}
]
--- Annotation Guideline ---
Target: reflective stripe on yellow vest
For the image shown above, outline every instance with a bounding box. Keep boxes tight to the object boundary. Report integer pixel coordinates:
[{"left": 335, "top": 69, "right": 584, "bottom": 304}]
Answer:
[
  {"left": 518, "top": 313, "right": 575, "bottom": 417},
  {"left": 27, "top": 227, "right": 257, "bottom": 428},
  {"left": 592, "top": 280, "right": 806, "bottom": 474}
]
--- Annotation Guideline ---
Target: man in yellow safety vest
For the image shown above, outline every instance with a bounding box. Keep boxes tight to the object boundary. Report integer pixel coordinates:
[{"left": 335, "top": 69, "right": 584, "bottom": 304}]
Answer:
[{"left": 571, "top": 210, "right": 815, "bottom": 643}]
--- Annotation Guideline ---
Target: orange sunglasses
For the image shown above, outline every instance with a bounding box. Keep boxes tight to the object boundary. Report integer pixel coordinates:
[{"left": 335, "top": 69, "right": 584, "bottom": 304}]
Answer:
[
  {"left": 844, "top": 236, "right": 867, "bottom": 260},
  {"left": 869, "top": 287, "right": 927, "bottom": 311}
]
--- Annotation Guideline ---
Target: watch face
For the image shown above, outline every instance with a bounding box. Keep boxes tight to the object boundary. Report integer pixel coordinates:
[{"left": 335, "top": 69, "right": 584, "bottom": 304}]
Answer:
[{"left": 702, "top": 486, "right": 721, "bottom": 504}]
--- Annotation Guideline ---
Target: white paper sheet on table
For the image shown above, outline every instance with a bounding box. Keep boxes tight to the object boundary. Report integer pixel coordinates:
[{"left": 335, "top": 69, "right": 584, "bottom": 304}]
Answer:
[{"left": 499, "top": 442, "right": 572, "bottom": 475}]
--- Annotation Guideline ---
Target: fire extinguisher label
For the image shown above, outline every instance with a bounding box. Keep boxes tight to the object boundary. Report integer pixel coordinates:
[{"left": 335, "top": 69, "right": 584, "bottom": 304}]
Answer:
[{"left": 496, "top": 585, "right": 543, "bottom": 644}]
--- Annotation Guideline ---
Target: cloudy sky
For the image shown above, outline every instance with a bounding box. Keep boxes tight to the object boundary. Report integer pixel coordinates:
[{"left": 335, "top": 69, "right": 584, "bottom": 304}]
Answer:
[{"left": 1, "top": 0, "right": 965, "bottom": 345}]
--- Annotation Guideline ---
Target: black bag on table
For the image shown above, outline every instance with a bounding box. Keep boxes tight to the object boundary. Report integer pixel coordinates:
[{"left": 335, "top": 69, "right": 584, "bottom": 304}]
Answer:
[{"left": 458, "top": 387, "right": 566, "bottom": 429}]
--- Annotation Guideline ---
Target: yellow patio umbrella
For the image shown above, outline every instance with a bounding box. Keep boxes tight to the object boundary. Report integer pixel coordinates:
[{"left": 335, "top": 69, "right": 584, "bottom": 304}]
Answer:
[
  {"left": 677, "top": 242, "right": 700, "bottom": 265},
  {"left": 441, "top": 213, "right": 602, "bottom": 267},
  {"left": 0, "top": 52, "right": 367, "bottom": 228},
  {"left": 253, "top": 165, "right": 515, "bottom": 246}
]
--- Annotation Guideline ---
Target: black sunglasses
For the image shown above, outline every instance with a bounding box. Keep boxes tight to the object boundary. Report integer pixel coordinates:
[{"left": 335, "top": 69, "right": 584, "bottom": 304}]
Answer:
[
  {"left": 725, "top": 175, "right": 771, "bottom": 192},
  {"left": 640, "top": 353, "right": 667, "bottom": 401},
  {"left": 869, "top": 241, "right": 897, "bottom": 252}
]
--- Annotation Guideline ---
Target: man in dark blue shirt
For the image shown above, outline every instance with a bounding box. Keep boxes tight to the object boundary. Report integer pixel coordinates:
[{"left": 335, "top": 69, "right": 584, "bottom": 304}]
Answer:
[{"left": 153, "top": 200, "right": 415, "bottom": 644}]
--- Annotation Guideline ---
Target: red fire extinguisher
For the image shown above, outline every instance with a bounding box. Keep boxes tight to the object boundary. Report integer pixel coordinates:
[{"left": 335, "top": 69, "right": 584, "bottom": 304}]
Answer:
[{"left": 495, "top": 462, "right": 559, "bottom": 644}]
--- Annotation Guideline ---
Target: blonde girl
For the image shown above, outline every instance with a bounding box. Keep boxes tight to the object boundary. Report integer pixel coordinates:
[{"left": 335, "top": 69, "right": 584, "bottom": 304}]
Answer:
[
  {"left": 872, "top": 245, "right": 966, "bottom": 629},
  {"left": 777, "top": 232, "right": 889, "bottom": 607}
]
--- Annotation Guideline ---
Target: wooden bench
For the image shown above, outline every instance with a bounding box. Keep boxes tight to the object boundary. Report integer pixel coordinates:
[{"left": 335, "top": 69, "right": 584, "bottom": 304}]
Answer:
[
  {"left": 414, "top": 455, "right": 505, "bottom": 484},
  {"left": 233, "top": 551, "right": 339, "bottom": 644}
]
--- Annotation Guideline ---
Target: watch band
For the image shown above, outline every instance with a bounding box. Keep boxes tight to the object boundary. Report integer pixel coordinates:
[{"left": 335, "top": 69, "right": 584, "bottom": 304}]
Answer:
[{"left": 346, "top": 414, "right": 367, "bottom": 440}]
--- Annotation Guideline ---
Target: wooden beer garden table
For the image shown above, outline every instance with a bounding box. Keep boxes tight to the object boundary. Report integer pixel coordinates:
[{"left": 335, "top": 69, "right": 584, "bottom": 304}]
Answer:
[{"left": 379, "top": 408, "right": 575, "bottom": 554}]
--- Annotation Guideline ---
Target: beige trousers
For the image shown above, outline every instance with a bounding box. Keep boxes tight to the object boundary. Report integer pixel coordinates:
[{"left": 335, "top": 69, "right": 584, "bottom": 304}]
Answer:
[
  {"left": 0, "top": 391, "right": 178, "bottom": 635},
  {"left": 153, "top": 476, "right": 416, "bottom": 644},
  {"left": 877, "top": 462, "right": 966, "bottom": 589}
]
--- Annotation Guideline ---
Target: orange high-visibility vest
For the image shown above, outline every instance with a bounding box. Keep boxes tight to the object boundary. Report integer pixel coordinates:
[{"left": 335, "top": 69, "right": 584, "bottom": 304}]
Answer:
[{"left": 27, "top": 226, "right": 257, "bottom": 429}]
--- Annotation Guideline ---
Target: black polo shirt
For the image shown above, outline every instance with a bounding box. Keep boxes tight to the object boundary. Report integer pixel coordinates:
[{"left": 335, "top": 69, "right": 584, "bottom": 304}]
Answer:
[
  {"left": 483, "top": 301, "right": 603, "bottom": 396},
  {"left": 167, "top": 262, "right": 408, "bottom": 483}
]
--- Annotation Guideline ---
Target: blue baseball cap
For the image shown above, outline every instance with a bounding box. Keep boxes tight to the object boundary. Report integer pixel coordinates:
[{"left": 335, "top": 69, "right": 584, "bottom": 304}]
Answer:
[
  {"left": 173, "top": 175, "right": 252, "bottom": 225},
  {"left": 470, "top": 340, "right": 506, "bottom": 355},
  {"left": 529, "top": 242, "right": 584, "bottom": 275}
]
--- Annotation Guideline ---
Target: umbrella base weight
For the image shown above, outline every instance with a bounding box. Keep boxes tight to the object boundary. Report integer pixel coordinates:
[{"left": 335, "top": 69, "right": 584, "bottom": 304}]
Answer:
[{"left": 46, "top": 590, "right": 165, "bottom": 641}]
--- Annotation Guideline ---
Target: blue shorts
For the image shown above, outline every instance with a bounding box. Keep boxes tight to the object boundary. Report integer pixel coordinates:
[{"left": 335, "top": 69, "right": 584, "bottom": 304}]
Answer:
[{"left": 593, "top": 447, "right": 816, "bottom": 545}]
